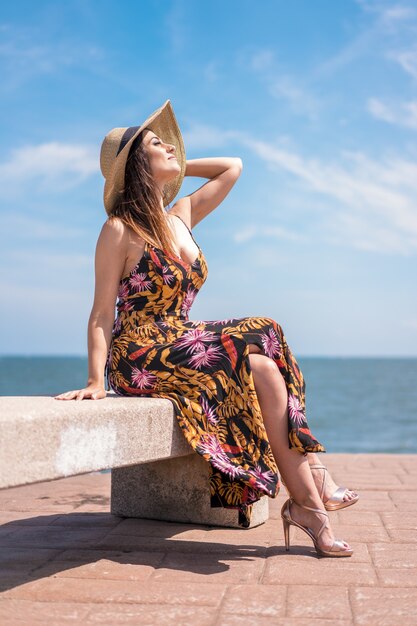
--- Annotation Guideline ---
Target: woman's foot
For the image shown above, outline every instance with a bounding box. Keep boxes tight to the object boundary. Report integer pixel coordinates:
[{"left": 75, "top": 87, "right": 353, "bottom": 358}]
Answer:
[
  {"left": 308, "top": 458, "right": 359, "bottom": 510},
  {"left": 287, "top": 499, "right": 352, "bottom": 554}
]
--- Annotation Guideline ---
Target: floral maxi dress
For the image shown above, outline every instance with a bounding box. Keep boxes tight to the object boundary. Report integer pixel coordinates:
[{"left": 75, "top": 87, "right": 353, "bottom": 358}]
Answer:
[{"left": 106, "top": 216, "right": 325, "bottom": 528}]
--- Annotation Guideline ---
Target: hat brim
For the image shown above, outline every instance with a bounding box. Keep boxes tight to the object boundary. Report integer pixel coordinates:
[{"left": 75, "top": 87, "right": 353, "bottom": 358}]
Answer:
[{"left": 103, "top": 100, "right": 186, "bottom": 215}]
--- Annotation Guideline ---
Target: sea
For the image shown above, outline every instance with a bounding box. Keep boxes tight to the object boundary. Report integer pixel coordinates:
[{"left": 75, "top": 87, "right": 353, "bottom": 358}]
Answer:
[{"left": 1, "top": 356, "right": 416, "bottom": 454}]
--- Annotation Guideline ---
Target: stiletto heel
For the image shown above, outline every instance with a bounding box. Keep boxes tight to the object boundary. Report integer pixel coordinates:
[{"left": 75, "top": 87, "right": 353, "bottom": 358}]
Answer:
[
  {"left": 280, "top": 498, "right": 353, "bottom": 558},
  {"left": 282, "top": 517, "right": 290, "bottom": 551},
  {"left": 309, "top": 464, "right": 359, "bottom": 511}
]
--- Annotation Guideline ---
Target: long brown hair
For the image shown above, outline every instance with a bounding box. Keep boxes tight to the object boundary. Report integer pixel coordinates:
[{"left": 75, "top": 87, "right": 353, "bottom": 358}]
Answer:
[{"left": 109, "top": 129, "right": 178, "bottom": 258}]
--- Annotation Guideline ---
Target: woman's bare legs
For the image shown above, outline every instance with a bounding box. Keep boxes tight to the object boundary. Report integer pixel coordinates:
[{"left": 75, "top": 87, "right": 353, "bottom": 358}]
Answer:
[
  {"left": 248, "top": 350, "right": 351, "bottom": 552},
  {"left": 307, "top": 453, "right": 358, "bottom": 503}
]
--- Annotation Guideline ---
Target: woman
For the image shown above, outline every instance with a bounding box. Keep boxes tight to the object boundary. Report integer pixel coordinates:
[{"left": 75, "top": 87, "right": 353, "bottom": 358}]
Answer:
[{"left": 56, "top": 100, "right": 358, "bottom": 557}]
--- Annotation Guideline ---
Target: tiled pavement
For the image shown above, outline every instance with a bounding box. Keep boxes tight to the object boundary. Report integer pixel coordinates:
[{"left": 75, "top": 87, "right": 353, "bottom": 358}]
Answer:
[{"left": 0, "top": 454, "right": 416, "bottom": 625}]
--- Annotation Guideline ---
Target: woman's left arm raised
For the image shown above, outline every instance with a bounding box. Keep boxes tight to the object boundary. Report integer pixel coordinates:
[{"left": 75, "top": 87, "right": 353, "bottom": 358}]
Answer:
[{"left": 171, "top": 157, "right": 242, "bottom": 228}]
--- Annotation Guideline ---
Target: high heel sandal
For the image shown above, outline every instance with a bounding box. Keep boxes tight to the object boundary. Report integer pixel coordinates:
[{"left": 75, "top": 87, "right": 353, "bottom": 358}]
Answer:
[
  {"left": 281, "top": 498, "right": 353, "bottom": 558},
  {"left": 309, "top": 464, "right": 359, "bottom": 511}
]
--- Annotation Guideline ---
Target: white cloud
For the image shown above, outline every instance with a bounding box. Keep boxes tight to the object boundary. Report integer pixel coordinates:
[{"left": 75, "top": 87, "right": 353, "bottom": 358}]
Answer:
[
  {"left": 381, "top": 6, "right": 416, "bottom": 22},
  {"left": 164, "top": 0, "right": 187, "bottom": 55},
  {"left": 0, "top": 142, "right": 99, "bottom": 191},
  {"left": 368, "top": 97, "right": 417, "bottom": 129},
  {"left": 235, "top": 133, "right": 417, "bottom": 254},
  {"left": 269, "top": 75, "right": 321, "bottom": 120},
  {"left": 184, "top": 120, "right": 417, "bottom": 255},
  {"left": 316, "top": 2, "right": 417, "bottom": 79},
  {"left": 250, "top": 50, "right": 275, "bottom": 72},
  {"left": 355, "top": 0, "right": 416, "bottom": 22},
  {"left": 245, "top": 49, "right": 321, "bottom": 120},
  {"left": 387, "top": 47, "right": 417, "bottom": 79},
  {"left": 313, "top": 27, "right": 378, "bottom": 79}
]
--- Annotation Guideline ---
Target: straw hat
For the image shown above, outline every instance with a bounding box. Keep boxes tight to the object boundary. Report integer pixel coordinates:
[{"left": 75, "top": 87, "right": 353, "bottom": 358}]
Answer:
[{"left": 99, "top": 99, "right": 186, "bottom": 215}]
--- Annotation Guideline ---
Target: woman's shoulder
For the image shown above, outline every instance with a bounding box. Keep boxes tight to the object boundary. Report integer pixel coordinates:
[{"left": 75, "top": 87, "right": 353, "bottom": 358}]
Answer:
[
  {"left": 103, "top": 215, "right": 127, "bottom": 233},
  {"left": 99, "top": 217, "right": 146, "bottom": 256},
  {"left": 97, "top": 216, "right": 132, "bottom": 249},
  {"left": 100, "top": 216, "right": 133, "bottom": 240}
]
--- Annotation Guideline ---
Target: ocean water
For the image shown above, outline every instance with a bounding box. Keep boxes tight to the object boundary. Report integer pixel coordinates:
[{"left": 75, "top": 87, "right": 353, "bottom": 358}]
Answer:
[{"left": 1, "top": 356, "right": 416, "bottom": 454}]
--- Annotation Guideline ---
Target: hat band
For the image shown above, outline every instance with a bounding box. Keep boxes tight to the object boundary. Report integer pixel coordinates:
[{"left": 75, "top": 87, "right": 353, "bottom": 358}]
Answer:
[{"left": 116, "top": 126, "right": 141, "bottom": 156}]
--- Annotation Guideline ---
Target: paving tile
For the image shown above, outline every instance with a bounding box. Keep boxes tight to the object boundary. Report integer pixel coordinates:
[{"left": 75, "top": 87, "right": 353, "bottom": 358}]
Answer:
[
  {"left": 0, "top": 527, "right": 20, "bottom": 541},
  {"left": 49, "top": 513, "right": 123, "bottom": 528},
  {"left": 220, "top": 583, "right": 286, "bottom": 617},
  {"left": 100, "top": 517, "right": 208, "bottom": 537},
  {"left": 0, "top": 474, "right": 110, "bottom": 498},
  {"left": 322, "top": 524, "right": 390, "bottom": 543},
  {"left": 366, "top": 454, "right": 412, "bottom": 468},
  {"left": 397, "top": 474, "right": 417, "bottom": 486},
  {"left": 0, "top": 501, "right": 84, "bottom": 514},
  {"left": 0, "top": 546, "right": 61, "bottom": 569},
  {"left": 84, "top": 603, "right": 216, "bottom": 625},
  {"left": 218, "top": 616, "right": 351, "bottom": 626},
  {"left": 327, "top": 511, "right": 382, "bottom": 527},
  {"left": 0, "top": 526, "right": 111, "bottom": 550},
  {"left": 29, "top": 551, "right": 166, "bottom": 581},
  {"left": 0, "top": 498, "right": 109, "bottom": 514},
  {"left": 385, "top": 528, "right": 417, "bottom": 543},
  {"left": 334, "top": 459, "right": 403, "bottom": 470},
  {"left": 287, "top": 584, "right": 351, "bottom": 620},
  {"left": 0, "top": 479, "right": 110, "bottom": 514},
  {"left": 49, "top": 548, "right": 165, "bottom": 563},
  {"left": 109, "top": 517, "right": 275, "bottom": 545},
  {"left": 348, "top": 491, "right": 396, "bottom": 511},
  {"left": 100, "top": 519, "right": 276, "bottom": 556},
  {"left": 399, "top": 457, "right": 417, "bottom": 474},
  {"left": 150, "top": 552, "right": 265, "bottom": 584},
  {"left": 369, "top": 543, "right": 417, "bottom": 568},
  {"left": 0, "top": 512, "right": 61, "bottom": 526},
  {"left": 0, "top": 548, "right": 65, "bottom": 593},
  {"left": 388, "top": 491, "right": 417, "bottom": 510},
  {"left": 2, "top": 578, "right": 225, "bottom": 606},
  {"left": 0, "top": 598, "right": 91, "bottom": 624},
  {"left": 329, "top": 473, "right": 403, "bottom": 490},
  {"left": 377, "top": 569, "right": 417, "bottom": 587},
  {"left": 69, "top": 504, "right": 110, "bottom": 513},
  {"left": 95, "top": 532, "right": 269, "bottom": 556},
  {"left": 0, "top": 572, "right": 34, "bottom": 594},
  {"left": 381, "top": 512, "right": 417, "bottom": 530},
  {"left": 262, "top": 556, "right": 378, "bottom": 586},
  {"left": 350, "top": 587, "right": 417, "bottom": 625}
]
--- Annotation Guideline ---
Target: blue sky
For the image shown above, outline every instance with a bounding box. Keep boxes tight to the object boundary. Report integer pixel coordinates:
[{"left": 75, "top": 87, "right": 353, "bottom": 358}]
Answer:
[{"left": 1, "top": 0, "right": 416, "bottom": 356}]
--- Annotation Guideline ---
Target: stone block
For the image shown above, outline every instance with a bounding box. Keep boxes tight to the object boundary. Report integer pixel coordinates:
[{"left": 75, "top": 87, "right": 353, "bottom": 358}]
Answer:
[
  {"left": 111, "top": 453, "right": 269, "bottom": 529},
  {"left": 0, "top": 395, "right": 190, "bottom": 488}
]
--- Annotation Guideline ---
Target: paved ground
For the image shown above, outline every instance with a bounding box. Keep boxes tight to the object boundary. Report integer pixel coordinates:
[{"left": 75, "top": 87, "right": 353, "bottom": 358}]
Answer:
[{"left": 0, "top": 453, "right": 416, "bottom": 625}]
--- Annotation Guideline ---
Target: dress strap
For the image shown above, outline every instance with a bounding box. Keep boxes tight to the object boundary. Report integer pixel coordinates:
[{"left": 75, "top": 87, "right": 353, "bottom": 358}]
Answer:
[{"left": 169, "top": 213, "right": 200, "bottom": 250}]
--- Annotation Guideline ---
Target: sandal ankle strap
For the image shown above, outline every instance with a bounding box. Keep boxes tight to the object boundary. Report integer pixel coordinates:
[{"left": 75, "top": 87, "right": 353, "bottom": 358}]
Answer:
[
  {"left": 289, "top": 498, "right": 329, "bottom": 540},
  {"left": 309, "top": 464, "right": 328, "bottom": 500}
]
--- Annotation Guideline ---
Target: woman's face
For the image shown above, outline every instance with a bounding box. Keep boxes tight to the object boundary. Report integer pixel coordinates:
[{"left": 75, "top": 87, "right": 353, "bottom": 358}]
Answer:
[{"left": 142, "top": 129, "right": 181, "bottom": 186}]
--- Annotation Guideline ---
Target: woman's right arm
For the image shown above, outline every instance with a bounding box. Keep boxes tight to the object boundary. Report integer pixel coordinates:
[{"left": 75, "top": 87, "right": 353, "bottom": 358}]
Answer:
[{"left": 55, "top": 218, "right": 128, "bottom": 401}]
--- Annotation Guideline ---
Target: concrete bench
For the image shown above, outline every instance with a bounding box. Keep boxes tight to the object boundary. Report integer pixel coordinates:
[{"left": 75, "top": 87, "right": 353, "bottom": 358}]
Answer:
[{"left": 0, "top": 395, "right": 268, "bottom": 529}]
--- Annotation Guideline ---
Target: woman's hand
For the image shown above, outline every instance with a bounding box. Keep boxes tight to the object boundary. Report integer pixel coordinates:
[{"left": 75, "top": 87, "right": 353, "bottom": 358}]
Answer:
[{"left": 55, "top": 385, "right": 107, "bottom": 401}]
